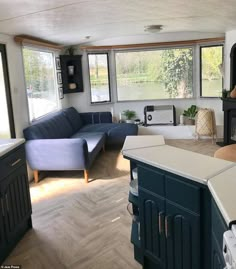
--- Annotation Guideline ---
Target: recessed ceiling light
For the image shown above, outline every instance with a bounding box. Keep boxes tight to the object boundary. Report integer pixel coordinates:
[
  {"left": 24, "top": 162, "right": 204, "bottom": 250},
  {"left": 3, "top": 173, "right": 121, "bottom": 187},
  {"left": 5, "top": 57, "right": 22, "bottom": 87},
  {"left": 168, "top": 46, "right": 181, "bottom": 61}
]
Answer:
[{"left": 144, "top": 25, "right": 163, "bottom": 33}]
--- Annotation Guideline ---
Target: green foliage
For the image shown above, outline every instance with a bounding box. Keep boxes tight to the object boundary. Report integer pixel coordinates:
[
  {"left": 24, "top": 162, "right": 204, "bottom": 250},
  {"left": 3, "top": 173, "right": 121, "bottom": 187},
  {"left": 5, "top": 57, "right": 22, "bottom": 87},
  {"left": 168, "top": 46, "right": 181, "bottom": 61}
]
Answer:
[
  {"left": 183, "top": 105, "right": 198, "bottom": 119},
  {"left": 23, "top": 48, "right": 54, "bottom": 94},
  {"left": 160, "top": 48, "right": 193, "bottom": 98},
  {"left": 202, "top": 46, "right": 222, "bottom": 81},
  {"left": 122, "top": 110, "right": 136, "bottom": 120}
]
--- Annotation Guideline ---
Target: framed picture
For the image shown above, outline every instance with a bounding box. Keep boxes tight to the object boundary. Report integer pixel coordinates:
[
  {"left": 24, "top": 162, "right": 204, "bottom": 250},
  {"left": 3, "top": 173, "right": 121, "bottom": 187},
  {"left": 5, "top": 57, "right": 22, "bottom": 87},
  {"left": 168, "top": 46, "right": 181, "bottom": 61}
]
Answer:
[
  {"left": 57, "top": 72, "right": 62, "bottom": 84},
  {"left": 55, "top": 57, "right": 61, "bottom": 70},
  {"left": 58, "top": 86, "right": 64, "bottom": 99}
]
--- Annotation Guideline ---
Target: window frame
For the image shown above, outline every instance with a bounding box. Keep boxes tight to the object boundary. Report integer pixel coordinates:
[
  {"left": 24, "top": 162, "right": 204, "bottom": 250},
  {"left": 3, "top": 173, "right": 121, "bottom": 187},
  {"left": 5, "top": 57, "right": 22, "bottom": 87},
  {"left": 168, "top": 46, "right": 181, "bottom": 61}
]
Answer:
[
  {"left": 22, "top": 46, "right": 59, "bottom": 122},
  {"left": 200, "top": 44, "right": 224, "bottom": 98},
  {"left": 87, "top": 52, "right": 111, "bottom": 104},
  {"left": 114, "top": 45, "right": 194, "bottom": 102},
  {"left": 0, "top": 44, "right": 15, "bottom": 138}
]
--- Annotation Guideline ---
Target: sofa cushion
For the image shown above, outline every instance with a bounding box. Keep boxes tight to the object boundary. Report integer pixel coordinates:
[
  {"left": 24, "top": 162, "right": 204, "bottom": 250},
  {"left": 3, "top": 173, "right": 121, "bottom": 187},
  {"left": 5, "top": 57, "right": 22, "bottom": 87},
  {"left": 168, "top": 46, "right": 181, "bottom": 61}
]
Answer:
[
  {"left": 79, "top": 123, "right": 138, "bottom": 145},
  {"left": 63, "top": 107, "right": 84, "bottom": 132},
  {"left": 23, "top": 111, "right": 74, "bottom": 140},
  {"left": 71, "top": 132, "right": 106, "bottom": 165},
  {"left": 80, "top": 112, "right": 112, "bottom": 124}
]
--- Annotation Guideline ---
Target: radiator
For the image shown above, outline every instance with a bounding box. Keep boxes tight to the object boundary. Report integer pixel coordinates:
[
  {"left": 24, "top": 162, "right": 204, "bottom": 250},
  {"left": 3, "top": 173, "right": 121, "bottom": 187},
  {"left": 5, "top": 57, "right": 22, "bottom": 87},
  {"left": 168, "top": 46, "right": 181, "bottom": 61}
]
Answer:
[{"left": 144, "top": 105, "right": 176, "bottom": 126}]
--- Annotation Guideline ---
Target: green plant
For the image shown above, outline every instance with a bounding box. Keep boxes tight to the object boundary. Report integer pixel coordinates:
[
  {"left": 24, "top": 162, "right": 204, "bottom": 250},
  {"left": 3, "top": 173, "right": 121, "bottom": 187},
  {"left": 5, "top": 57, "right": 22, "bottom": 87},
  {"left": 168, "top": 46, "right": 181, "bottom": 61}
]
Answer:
[
  {"left": 183, "top": 105, "right": 198, "bottom": 119},
  {"left": 65, "top": 46, "right": 75, "bottom": 55},
  {"left": 122, "top": 110, "right": 136, "bottom": 120}
]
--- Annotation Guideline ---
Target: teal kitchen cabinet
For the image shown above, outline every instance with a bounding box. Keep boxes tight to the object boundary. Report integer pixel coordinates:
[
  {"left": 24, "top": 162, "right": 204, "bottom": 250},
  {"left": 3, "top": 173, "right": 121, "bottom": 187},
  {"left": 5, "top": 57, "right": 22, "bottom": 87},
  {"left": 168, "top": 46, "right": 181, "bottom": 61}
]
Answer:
[
  {"left": 0, "top": 144, "right": 32, "bottom": 264},
  {"left": 211, "top": 199, "right": 227, "bottom": 269},
  {"left": 136, "top": 163, "right": 210, "bottom": 269},
  {"left": 139, "top": 189, "right": 166, "bottom": 268},
  {"left": 165, "top": 201, "right": 200, "bottom": 269}
]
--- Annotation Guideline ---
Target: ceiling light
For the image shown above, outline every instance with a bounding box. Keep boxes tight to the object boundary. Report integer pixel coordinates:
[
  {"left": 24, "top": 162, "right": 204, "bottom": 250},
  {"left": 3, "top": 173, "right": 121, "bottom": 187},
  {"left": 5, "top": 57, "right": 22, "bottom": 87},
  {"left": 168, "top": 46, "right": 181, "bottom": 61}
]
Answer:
[{"left": 144, "top": 25, "right": 163, "bottom": 33}]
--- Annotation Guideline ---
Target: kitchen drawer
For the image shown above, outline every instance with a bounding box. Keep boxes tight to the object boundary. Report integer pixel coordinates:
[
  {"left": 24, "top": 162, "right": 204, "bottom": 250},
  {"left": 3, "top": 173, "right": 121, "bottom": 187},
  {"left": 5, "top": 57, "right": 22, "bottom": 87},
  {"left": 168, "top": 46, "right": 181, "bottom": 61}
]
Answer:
[
  {"left": 0, "top": 146, "right": 25, "bottom": 181},
  {"left": 165, "top": 175, "right": 201, "bottom": 214},
  {"left": 138, "top": 165, "right": 165, "bottom": 197}
]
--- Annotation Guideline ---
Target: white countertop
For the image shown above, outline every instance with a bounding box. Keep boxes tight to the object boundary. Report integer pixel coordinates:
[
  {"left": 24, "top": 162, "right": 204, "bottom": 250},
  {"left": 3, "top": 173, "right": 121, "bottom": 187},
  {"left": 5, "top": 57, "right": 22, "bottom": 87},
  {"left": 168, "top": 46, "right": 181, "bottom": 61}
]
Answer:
[
  {"left": 208, "top": 166, "right": 236, "bottom": 226},
  {"left": 122, "top": 136, "right": 236, "bottom": 225},
  {"left": 123, "top": 144, "right": 234, "bottom": 185},
  {"left": 122, "top": 135, "right": 165, "bottom": 152},
  {"left": 0, "top": 139, "right": 25, "bottom": 157}
]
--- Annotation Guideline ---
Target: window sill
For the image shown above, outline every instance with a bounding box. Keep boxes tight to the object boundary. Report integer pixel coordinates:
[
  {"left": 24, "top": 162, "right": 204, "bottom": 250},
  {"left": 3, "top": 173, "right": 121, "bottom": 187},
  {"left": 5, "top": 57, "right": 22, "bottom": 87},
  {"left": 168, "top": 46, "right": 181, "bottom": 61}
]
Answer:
[{"left": 90, "top": 101, "right": 114, "bottom": 106}]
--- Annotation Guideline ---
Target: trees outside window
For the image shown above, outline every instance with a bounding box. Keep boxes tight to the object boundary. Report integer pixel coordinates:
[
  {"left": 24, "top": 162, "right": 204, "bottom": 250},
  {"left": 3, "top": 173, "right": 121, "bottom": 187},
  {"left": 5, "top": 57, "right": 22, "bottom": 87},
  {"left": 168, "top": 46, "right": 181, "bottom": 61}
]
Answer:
[
  {"left": 116, "top": 48, "right": 193, "bottom": 101},
  {"left": 88, "top": 53, "right": 111, "bottom": 103},
  {"left": 23, "top": 48, "right": 58, "bottom": 121},
  {"left": 200, "top": 45, "right": 223, "bottom": 97}
]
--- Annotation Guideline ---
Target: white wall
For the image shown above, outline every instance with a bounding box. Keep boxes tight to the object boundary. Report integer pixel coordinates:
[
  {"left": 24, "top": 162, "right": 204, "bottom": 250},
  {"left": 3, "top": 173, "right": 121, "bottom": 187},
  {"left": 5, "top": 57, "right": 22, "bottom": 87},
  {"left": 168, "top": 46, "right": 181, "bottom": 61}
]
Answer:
[{"left": 67, "top": 32, "right": 225, "bottom": 127}]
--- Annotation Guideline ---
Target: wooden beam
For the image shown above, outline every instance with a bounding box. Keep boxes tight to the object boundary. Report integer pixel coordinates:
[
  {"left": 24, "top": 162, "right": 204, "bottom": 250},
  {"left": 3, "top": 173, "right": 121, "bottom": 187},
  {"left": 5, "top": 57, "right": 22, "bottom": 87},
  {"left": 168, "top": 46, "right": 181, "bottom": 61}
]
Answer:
[
  {"left": 80, "top": 37, "right": 225, "bottom": 50},
  {"left": 14, "top": 35, "right": 63, "bottom": 50}
]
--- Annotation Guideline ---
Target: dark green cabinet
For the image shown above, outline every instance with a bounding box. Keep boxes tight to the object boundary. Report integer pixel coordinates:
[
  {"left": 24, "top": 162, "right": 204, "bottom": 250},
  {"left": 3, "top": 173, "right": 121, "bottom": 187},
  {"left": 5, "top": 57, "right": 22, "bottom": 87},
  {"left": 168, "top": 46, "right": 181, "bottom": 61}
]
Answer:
[
  {"left": 211, "top": 199, "right": 227, "bottom": 269},
  {"left": 165, "top": 202, "right": 200, "bottom": 269},
  {"left": 139, "top": 190, "right": 165, "bottom": 268},
  {"left": 212, "top": 234, "right": 225, "bottom": 269},
  {"left": 0, "top": 144, "right": 32, "bottom": 264},
  {"left": 127, "top": 159, "right": 229, "bottom": 269},
  {"left": 2, "top": 166, "right": 32, "bottom": 243},
  {"left": 136, "top": 164, "right": 208, "bottom": 269},
  {"left": 0, "top": 200, "right": 5, "bottom": 256}
]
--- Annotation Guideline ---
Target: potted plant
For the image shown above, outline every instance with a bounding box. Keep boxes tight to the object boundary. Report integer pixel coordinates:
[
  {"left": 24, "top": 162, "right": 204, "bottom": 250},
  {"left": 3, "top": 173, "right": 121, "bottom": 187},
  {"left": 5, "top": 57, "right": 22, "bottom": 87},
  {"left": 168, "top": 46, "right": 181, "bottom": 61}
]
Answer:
[
  {"left": 122, "top": 110, "right": 136, "bottom": 123},
  {"left": 183, "top": 105, "right": 198, "bottom": 125}
]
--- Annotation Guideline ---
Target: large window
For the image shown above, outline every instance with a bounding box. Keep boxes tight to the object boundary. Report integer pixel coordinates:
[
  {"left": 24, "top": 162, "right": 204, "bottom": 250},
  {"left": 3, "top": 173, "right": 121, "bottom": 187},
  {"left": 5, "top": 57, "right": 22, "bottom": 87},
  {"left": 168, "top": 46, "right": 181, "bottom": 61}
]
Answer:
[
  {"left": 23, "top": 48, "right": 58, "bottom": 121},
  {"left": 200, "top": 45, "right": 223, "bottom": 97},
  {"left": 116, "top": 48, "right": 193, "bottom": 101},
  {"left": 88, "top": 53, "right": 111, "bottom": 103}
]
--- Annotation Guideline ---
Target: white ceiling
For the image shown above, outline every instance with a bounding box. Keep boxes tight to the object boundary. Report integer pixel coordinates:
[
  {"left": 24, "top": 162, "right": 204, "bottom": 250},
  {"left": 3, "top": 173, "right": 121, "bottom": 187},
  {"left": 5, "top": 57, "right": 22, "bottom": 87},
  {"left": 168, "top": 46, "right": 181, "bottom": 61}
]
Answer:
[{"left": 0, "top": 0, "right": 235, "bottom": 46}]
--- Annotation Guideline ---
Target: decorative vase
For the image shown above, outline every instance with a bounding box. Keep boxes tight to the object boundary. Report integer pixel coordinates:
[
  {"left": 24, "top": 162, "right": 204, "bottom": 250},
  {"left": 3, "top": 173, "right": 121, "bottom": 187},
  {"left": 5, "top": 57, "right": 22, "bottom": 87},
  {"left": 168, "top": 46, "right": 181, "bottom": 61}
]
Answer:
[
  {"left": 230, "top": 86, "right": 236, "bottom": 98},
  {"left": 185, "top": 118, "right": 195, "bottom": 125}
]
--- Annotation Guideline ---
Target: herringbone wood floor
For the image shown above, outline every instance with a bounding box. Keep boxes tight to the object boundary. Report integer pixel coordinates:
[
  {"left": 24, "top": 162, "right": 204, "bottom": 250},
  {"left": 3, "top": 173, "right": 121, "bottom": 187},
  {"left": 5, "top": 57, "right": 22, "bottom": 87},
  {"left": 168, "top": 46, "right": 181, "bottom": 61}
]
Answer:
[{"left": 4, "top": 140, "right": 219, "bottom": 269}]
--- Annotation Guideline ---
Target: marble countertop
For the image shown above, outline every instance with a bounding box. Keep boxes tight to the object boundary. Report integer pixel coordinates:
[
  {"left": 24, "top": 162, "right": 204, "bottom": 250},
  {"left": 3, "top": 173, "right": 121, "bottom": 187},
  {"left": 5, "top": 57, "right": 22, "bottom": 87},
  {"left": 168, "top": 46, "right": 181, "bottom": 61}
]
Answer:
[{"left": 0, "top": 139, "right": 25, "bottom": 157}]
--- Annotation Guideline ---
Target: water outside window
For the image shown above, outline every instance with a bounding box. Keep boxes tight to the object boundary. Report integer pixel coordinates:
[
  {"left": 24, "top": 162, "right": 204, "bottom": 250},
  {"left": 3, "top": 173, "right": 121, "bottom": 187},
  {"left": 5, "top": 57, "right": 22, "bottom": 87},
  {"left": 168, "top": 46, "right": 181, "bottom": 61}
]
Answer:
[
  {"left": 23, "top": 48, "right": 58, "bottom": 121},
  {"left": 0, "top": 53, "right": 11, "bottom": 138},
  {"left": 116, "top": 48, "right": 193, "bottom": 101},
  {"left": 88, "top": 54, "right": 110, "bottom": 103}
]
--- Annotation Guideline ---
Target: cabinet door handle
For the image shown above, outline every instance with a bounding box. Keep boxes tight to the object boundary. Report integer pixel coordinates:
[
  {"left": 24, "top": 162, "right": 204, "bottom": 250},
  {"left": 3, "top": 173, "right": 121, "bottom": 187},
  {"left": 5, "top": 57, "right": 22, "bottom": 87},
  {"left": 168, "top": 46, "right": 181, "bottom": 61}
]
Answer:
[
  {"left": 1, "top": 199, "right": 4, "bottom": 217},
  {"left": 5, "top": 194, "right": 9, "bottom": 212},
  {"left": 159, "top": 212, "right": 164, "bottom": 234},
  {"left": 165, "top": 216, "right": 171, "bottom": 238},
  {"left": 11, "top": 158, "right": 21, "bottom": 167}
]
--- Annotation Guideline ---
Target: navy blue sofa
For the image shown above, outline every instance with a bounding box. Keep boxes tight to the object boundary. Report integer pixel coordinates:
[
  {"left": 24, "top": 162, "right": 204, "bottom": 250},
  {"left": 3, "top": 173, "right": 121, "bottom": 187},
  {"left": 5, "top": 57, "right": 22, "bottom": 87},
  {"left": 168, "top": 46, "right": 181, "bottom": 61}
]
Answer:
[{"left": 23, "top": 107, "right": 138, "bottom": 183}]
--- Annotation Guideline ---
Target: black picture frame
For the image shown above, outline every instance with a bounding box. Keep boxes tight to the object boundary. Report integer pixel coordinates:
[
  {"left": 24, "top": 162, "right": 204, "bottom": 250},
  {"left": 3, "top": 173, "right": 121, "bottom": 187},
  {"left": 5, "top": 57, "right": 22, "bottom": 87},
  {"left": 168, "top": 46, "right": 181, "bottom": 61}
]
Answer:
[
  {"left": 57, "top": 72, "right": 62, "bottom": 84},
  {"left": 58, "top": 86, "right": 64, "bottom": 99},
  {"left": 55, "top": 57, "right": 61, "bottom": 70}
]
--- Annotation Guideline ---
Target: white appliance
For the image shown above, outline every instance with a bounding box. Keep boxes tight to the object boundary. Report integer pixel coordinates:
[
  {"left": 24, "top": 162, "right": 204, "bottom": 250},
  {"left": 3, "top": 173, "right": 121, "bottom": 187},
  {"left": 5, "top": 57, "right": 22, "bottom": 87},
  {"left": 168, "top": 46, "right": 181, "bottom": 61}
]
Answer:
[
  {"left": 144, "top": 105, "right": 176, "bottom": 126},
  {"left": 223, "top": 225, "right": 236, "bottom": 269}
]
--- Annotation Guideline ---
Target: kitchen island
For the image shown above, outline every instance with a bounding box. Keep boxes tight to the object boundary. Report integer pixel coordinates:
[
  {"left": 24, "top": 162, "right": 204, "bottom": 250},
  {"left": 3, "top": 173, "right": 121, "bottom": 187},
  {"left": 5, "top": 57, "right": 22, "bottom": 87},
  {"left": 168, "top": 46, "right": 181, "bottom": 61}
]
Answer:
[{"left": 122, "top": 135, "right": 236, "bottom": 269}]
